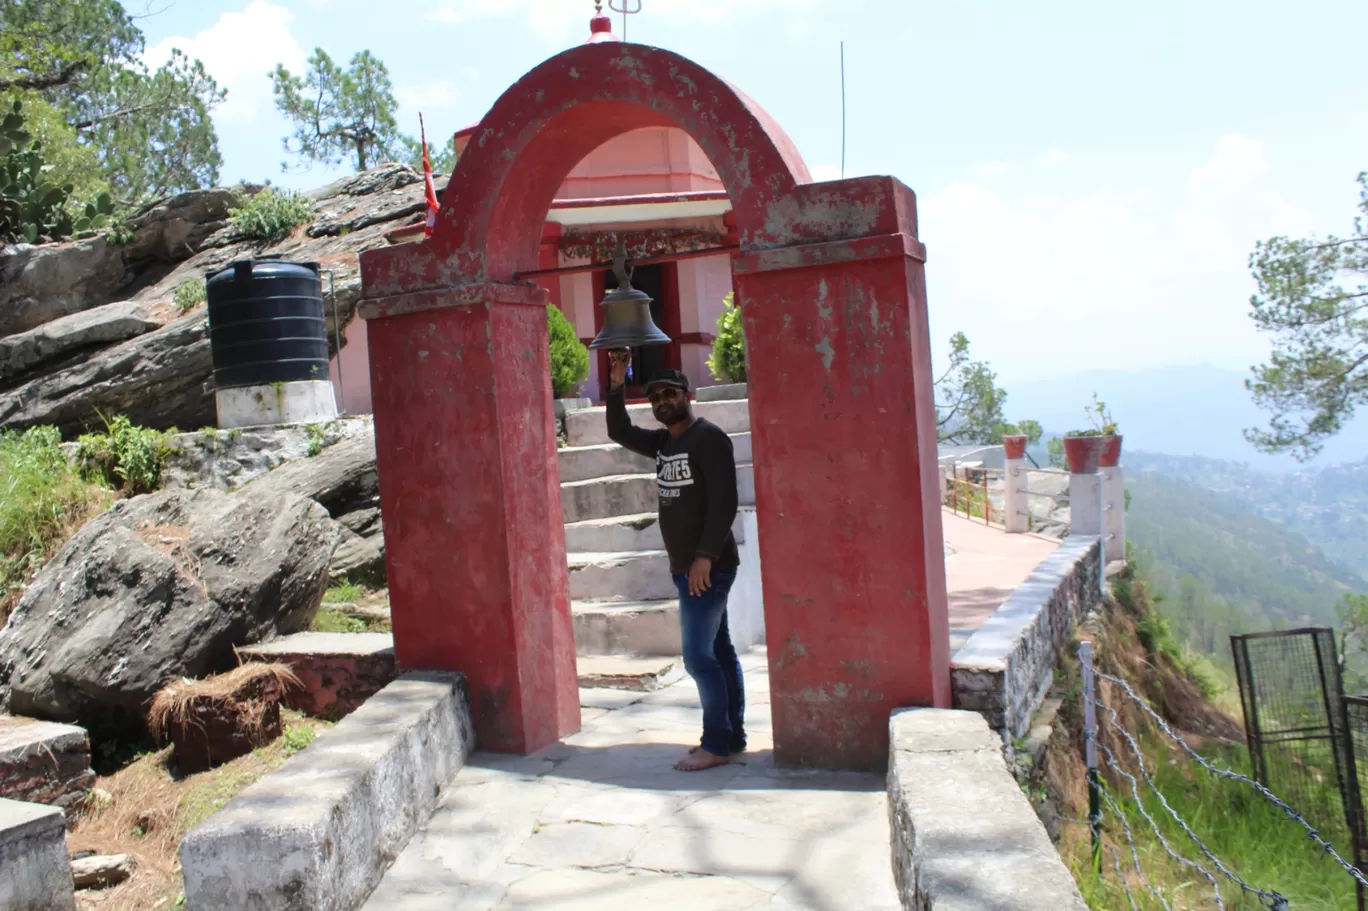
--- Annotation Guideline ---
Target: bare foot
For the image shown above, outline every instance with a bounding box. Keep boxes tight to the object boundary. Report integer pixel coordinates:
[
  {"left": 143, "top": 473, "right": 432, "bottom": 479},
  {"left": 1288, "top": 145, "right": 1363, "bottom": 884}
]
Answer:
[{"left": 675, "top": 749, "right": 729, "bottom": 771}]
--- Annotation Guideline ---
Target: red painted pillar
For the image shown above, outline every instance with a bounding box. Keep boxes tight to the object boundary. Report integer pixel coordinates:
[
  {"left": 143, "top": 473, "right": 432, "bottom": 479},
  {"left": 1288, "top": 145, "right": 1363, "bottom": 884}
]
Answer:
[
  {"left": 361, "top": 282, "right": 580, "bottom": 753},
  {"left": 733, "top": 187, "right": 950, "bottom": 771}
]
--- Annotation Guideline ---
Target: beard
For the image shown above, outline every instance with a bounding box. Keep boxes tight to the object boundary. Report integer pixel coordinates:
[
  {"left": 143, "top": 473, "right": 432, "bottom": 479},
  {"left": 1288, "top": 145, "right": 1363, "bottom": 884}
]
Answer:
[{"left": 653, "top": 402, "right": 688, "bottom": 426}]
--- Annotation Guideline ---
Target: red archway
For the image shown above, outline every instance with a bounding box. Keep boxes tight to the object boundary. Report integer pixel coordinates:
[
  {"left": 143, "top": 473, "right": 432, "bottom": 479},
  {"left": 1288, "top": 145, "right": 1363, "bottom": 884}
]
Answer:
[{"left": 358, "top": 42, "right": 949, "bottom": 771}]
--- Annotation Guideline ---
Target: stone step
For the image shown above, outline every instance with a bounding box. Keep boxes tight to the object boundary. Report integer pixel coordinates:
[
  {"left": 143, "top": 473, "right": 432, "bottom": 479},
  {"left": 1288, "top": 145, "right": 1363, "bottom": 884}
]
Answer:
[
  {"left": 572, "top": 599, "right": 680, "bottom": 657},
  {"left": 575, "top": 656, "right": 682, "bottom": 691},
  {"left": 563, "top": 512, "right": 745, "bottom": 554},
  {"left": 560, "top": 464, "right": 756, "bottom": 524},
  {"left": 557, "top": 432, "right": 753, "bottom": 484},
  {"left": 237, "top": 632, "right": 397, "bottom": 722},
  {"left": 567, "top": 550, "right": 675, "bottom": 602},
  {"left": 565, "top": 398, "right": 751, "bottom": 447}
]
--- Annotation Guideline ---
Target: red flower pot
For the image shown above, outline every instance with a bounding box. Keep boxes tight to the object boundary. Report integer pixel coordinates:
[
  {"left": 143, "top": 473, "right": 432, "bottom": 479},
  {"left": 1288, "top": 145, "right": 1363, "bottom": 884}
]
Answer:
[
  {"left": 1099, "top": 434, "right": 1123, "bottom": 468},
  {"left": 1002, "top": 435, "right": 1028, "bottom": 460},
  {"left": 1063, "top": 436, "right": 1107, "bottom": 474}
]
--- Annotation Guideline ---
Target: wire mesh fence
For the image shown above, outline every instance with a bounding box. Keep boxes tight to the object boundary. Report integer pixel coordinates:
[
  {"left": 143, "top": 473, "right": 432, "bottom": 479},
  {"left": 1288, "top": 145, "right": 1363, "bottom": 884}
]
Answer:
[
  {"left": 1230, "top": 628, "right": 1353, "bottom": 845},
  {"left": 1076, "top": 640, "right": 1366, "bottom": 910},
  {"left": 1342, "top": 697, "right": 1368, "bottom": 911}
]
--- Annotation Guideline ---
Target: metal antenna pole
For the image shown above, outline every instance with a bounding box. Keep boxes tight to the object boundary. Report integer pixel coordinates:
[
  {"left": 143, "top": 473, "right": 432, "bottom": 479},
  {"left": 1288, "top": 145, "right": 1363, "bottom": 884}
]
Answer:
[{"left": 840, "top": 40, "right": 846, "bottom": 179}]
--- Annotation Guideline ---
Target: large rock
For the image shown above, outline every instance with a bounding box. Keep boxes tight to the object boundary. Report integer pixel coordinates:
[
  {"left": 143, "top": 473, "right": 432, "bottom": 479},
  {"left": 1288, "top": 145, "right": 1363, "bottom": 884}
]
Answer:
[
  {"left": 0, "top": 238, "right": 133, "bottom": 339},
  {"left": 0, "top": 301, "right": 157, "bottom": 384},
  {"left": 0, "top": 487, "right": 340, "bottom": 739},
  {"left": 123, "top": 189, "right": 238, "bottom": 263},
  {"left": 0, "top": 311, "right": 213, "bottom": 435}
]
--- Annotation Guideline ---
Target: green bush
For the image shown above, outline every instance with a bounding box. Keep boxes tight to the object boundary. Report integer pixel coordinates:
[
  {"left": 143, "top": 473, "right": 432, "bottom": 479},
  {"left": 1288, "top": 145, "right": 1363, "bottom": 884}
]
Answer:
[
  {"left": 228, "top": 188, "right": 316, "bottom": 242},
  {"left": 548, "top": 303, "right": 589, "bottom": 399},
  {"left": 0, "top": 426, "right": 107, "bottom": 611},
  {"left": 76, "top": 414, "right": 173, "bottom": 495},
  {"left": 174, "top": 277, "right": 206, "bottom": 314},
  {"left": 707, "top": 292, "right": 747, "bottom": 384}
]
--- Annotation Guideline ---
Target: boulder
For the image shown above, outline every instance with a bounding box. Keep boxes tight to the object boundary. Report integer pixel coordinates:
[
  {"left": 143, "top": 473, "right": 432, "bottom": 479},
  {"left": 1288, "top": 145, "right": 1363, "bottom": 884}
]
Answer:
[
  {"left": 0, "top": 487, "right": 340, "bottom": 739},
  {"left": 244, "top": 431, "right": 378, "bottom": 518},
  {"left": 0, "top": 301, "right": 157, "bottom": 385},
  {"left": 71, "top": 854, "right": 134, "bottom": 889},
  {"left": 0, "top": 238, "right": 133, "bottom": 339},
  {"left": 244, "top": 432, "right": 384, "bottom": 581},
  {"left": 123, "top": 189, "right": 239, "bottom": 263},
  {"left": 0, "top": 311, "right": 214, "bottom": 435}
]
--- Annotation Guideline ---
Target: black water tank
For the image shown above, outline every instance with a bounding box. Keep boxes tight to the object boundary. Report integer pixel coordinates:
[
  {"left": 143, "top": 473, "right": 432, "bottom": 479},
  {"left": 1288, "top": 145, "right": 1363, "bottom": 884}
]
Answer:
[{"left": 206, "top": 259, "right": 330, "bottom": 390}]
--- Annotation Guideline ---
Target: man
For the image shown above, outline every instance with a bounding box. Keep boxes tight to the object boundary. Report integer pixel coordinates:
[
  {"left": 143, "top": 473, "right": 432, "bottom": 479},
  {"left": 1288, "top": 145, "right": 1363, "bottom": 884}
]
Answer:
[{"left": 605, "top": 349, "right": 744, "bottom": 772}]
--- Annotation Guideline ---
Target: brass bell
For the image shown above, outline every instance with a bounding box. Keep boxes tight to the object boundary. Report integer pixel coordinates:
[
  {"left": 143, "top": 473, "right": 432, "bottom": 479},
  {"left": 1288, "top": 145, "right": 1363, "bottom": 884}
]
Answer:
[{"left": 587, "top": 242, "right": 671, "bottom": 350}]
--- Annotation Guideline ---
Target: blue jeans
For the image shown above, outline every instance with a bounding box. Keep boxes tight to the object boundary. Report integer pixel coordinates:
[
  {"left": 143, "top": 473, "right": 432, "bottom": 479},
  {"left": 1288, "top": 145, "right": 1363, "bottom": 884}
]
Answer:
[{"left": 672, "top": 569, "right": 744, "bottom": 757}]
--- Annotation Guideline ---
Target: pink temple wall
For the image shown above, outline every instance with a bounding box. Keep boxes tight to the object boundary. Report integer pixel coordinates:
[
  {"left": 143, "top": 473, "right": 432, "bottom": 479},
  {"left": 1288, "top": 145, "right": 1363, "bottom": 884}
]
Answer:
[{"left": 331, "top": 316, "right": 373, "bottom": 415}]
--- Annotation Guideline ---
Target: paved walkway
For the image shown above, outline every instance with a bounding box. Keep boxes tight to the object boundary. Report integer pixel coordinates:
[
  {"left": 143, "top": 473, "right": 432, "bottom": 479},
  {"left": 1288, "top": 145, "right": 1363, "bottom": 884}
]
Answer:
[
  {"left": 365, "top": 650, "right": 899, "bottom": 911},
  {"left": 943, "top": 508, "right": 1059, "bottom": 653}
]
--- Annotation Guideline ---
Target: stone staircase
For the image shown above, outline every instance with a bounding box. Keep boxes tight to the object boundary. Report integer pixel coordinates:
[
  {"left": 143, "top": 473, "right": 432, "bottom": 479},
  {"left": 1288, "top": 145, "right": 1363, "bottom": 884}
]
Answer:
[{"left": 557, "top": 397, "right": 756, "bottom": 658}]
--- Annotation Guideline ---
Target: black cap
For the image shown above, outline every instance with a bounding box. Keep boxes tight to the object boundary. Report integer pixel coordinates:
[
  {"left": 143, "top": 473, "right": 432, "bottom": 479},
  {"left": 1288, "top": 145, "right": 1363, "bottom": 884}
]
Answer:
[{"left": 644, "top": 369, "right": 690, "bottom": 395}]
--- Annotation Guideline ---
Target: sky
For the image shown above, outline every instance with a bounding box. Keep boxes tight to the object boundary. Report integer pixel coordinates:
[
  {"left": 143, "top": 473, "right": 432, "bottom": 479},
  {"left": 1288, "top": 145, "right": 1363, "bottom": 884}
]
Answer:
[{"left": 126, "top": 0, "right": 1368, "bottom": 388}]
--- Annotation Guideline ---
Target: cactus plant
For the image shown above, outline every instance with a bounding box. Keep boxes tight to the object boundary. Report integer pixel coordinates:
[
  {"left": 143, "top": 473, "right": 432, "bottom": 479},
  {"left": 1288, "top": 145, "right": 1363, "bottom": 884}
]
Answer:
[{"left": 0, "top": 99, "right": 77, "bottom": 244}]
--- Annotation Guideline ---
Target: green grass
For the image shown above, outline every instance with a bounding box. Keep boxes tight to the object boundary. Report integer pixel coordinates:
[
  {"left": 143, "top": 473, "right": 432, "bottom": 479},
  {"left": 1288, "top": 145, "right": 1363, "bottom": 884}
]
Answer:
[
  {"left": 323, "top": 580, "right": 363, "bottom": 604},
  {"left": 1070, "top": 739, "right": 1357, "bottom": 910},
  {"left": 0, "top": 426, "right": 110, "bottom": 614}
]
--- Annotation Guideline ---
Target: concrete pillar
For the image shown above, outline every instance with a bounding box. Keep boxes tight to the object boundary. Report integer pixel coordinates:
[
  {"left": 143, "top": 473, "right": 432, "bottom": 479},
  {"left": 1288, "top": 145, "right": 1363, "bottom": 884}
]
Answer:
[
  {"left": 734, "top": 205, "right": 950, "bottom": 773},
  {"left": 1069, "top": 469, "right": 1104, "bottom": 537},
  {"left": 1002, "top": 435, "right": 1029, "bottom": 534},
  {"left": 1004, "top": 459, "right": 1029, "bottom": 533},
  {"left": 1102, "top": 464, "right": 1125, "bottom": 563},
  {"left": 360, "top": 282, "right": 580, "bottom": 754}
]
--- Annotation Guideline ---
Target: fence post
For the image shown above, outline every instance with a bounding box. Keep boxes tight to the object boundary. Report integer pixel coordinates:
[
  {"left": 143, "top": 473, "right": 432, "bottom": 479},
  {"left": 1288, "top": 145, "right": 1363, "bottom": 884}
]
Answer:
[
  {"left": 1080, "top": 640, "right": 1102, "bottom": 874},
  {"left": 1005, "top": 459, "right": 1029, "bottom": 534},
  {"left": 1101, "top": 463, "right": 1125, "bottom": 563}
]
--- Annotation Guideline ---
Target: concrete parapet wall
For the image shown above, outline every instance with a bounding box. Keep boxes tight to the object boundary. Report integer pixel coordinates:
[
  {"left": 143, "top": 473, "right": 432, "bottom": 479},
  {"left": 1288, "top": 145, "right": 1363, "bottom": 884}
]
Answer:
[
  {"left": 950, "top": 536, "right": 1103, "bottom": 739},
  {"left": 0, "top": 798, "right": 75, "bottom": 911},
  {"left": 179, "top": 671, "right": 473, "bottom": 911},
  {"left": 887, "top": 709, "right": 1088, "bottom": 911}
]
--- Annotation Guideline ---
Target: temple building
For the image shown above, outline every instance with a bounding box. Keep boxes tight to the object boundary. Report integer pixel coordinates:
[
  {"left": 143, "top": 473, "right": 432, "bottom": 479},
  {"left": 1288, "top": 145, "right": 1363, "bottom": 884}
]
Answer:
[{"left": 329, "top": 7, "right": 811, "bottom": 413}]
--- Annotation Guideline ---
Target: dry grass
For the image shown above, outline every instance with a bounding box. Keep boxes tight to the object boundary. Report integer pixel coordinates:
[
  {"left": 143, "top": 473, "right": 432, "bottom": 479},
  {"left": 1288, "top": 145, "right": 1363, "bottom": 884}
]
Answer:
[
  {"left": 68, "top": 709, "right": 328, "bottom": 911},
  {"left": 147, "top": 661, "right": 302, "bottom": 743}
]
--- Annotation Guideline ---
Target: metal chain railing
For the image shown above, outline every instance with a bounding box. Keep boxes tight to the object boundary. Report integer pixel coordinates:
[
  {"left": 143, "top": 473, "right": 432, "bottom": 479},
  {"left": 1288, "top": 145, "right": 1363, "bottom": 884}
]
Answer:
[{"left": 1077, "top": 641, "right": 1368, "bottom": 910}]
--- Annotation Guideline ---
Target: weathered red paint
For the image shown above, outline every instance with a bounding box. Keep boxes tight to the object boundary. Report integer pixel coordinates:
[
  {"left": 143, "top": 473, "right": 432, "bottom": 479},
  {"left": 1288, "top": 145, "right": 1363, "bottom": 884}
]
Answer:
[{"left": 358, "top": 41, "right": 949, "bottom": 767}]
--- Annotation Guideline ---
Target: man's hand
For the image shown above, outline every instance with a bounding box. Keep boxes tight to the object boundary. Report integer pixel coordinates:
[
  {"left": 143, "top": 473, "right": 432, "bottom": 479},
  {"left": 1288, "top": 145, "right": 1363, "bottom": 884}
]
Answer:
[
  {"left": 687, "top": 556, "right": 713, "bottom": 597},
  {"left": 609, "top": 349, "right": 631, "bottom": 388}
]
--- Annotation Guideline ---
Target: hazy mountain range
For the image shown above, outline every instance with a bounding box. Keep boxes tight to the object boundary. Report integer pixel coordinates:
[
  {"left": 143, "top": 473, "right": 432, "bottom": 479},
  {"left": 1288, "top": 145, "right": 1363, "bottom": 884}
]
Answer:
[{"left": 1002, "top": 363, "right": 1368, "bottom": 471}]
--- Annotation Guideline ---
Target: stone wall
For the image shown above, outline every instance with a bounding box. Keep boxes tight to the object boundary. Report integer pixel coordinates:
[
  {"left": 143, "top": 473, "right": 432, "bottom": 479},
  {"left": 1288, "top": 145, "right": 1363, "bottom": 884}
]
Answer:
[
  {"left": 950, "top": 536, "right": 1103, "bottom": 740},
  {"left": 0, "top": 718, "right": 95, "bottom": 815},
  {"left": 887, "top": 709, "right": 1088, "bottom": 911}
]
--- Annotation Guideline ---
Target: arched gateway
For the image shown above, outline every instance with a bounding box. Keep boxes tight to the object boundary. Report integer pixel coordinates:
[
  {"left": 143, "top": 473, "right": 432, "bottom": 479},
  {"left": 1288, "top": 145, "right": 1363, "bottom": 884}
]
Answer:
[{"left": 357, "top": 40, "right": 949, "bottom": 771}]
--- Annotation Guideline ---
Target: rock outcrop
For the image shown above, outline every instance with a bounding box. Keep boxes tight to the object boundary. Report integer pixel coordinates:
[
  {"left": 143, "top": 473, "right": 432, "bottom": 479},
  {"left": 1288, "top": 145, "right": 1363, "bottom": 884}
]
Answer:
[
  {"left": 0, "top": 487, "right": 340, "bottom": 739},
  {"left": 0, "top": 238, "right": 135, "bottom": 339},
  {"left": 0, "top": 301, "right": 158, "bottom": 384}
]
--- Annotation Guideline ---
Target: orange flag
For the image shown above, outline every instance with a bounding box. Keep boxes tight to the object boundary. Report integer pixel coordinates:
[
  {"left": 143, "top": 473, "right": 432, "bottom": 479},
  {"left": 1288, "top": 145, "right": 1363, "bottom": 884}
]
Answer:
[{"left": 419, "top": 113, "right": 440, "bottom": 237}]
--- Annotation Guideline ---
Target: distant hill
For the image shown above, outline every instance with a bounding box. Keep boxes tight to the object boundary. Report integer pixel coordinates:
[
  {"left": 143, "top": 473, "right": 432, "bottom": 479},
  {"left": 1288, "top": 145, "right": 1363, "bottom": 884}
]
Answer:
[
  {"left": 1003, "top": 363, "right": 1368, "bottom": 471},
  {"left": 1124, "top": 467, "right": 1364, "bottom": 662},
  {"left": 1127, "top": 450, "right": 1368, "bottom": 584}
]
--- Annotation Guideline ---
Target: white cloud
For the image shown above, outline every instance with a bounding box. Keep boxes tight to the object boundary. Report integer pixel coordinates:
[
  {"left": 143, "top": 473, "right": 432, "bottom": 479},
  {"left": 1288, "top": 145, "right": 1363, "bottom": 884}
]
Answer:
[
  {"left": 144, "top": 1, "right": 307, "bottom": 125},
  {"left": 808, "top": 163, "right": 843, "bottom": 182},
  {"left": 396, "top": 80, "right": 462, "bottom": 113},
  {"left": 1039, "top": 148, "right": 1069, "bottom": 168},
  {"left": 921, "top": 134, "right": 1315, "bottom": 383},
  {"left": 974, "top": 162, "right": 1009, "bottom": 176}
]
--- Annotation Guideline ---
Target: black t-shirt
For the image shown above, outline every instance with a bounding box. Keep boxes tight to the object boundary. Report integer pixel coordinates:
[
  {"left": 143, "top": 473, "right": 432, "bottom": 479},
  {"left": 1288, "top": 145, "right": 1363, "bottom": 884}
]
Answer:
[{"left": 605, "top": 388, "right": 741, "bottom": 575}]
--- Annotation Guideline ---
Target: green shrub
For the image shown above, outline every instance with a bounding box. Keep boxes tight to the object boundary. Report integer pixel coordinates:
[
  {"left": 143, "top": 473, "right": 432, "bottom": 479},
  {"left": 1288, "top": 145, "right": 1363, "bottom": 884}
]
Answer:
[
  {"left": 174, "top": 277, "right": 206, "bottom": 314},
  {"left": 548, "top": 303, "right": 589, "bottom": 398},
  {"left": 76, "top": 414, "right": 173, "bottom": 494},
  {"left": 707, "top": 293, "right": 747, "bottom": 384},
  {"left": 228, "top": 188, "right": 316, "bottom": 242},
  {"left": 0, "top": 426, "right": 108, "bottom": 611}
]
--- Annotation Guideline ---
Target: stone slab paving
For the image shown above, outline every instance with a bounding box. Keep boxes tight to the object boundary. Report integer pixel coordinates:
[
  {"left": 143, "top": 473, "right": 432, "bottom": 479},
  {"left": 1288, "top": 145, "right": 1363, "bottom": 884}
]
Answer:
[
  {"left": 364, "top": 651, "right": 899, "bottom": 911},
  {"left": 943, "top": 508, "right": 1060, "bottom": 654}
]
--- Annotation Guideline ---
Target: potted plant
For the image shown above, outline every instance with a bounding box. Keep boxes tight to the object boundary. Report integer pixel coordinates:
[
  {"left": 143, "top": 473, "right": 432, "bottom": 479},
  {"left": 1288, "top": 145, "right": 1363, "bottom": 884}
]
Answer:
[
  {"left": 1002, "top": 433, "right": 1028, "bottom": 460},
  {"left": 1062, "top": 394, "right": 1118, "bottom": 473}
]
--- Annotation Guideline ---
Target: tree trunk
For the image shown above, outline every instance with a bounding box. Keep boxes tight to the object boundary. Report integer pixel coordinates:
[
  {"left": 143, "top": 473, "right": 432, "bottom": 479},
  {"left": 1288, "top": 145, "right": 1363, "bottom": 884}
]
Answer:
[{"left": 355, "top": 140, "right": 368, "bottom": 172}]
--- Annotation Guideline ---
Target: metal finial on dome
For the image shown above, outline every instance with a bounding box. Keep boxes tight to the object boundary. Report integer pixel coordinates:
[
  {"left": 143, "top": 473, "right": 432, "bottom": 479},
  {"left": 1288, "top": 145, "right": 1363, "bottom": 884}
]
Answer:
[{"left": 586, "top": 0, "right": 619, "bottom": 43}]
